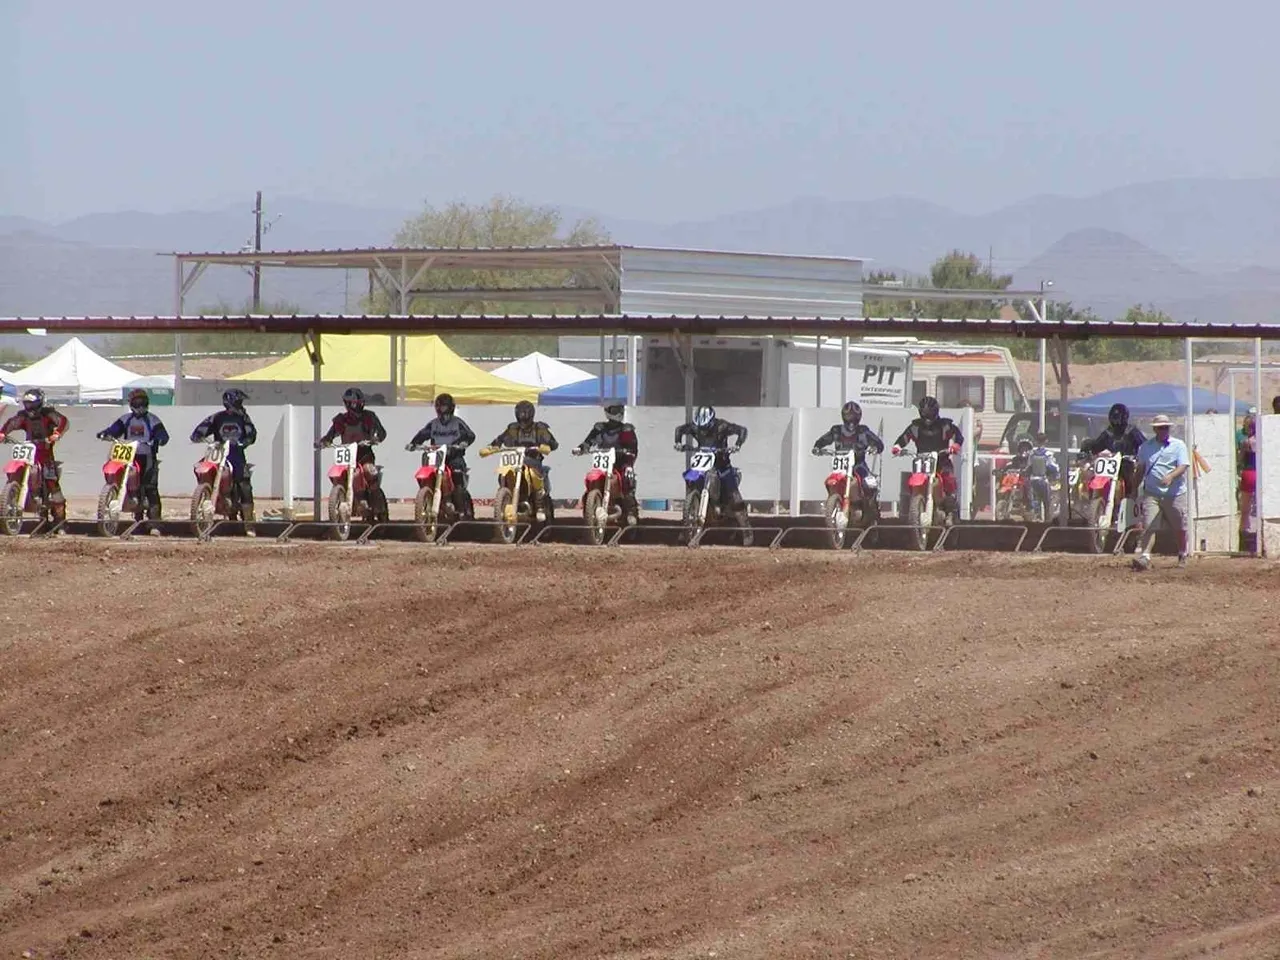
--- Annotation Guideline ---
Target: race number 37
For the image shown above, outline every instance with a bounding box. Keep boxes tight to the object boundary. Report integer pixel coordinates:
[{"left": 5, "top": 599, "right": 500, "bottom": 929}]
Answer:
[{"left": 688, "top": 451, "right": 716, "bottom": 472}]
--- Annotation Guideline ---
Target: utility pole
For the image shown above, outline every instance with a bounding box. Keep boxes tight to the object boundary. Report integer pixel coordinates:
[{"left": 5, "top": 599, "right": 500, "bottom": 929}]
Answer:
[{"left": 251, "top": 191, "right": 263, "bottom": 312}]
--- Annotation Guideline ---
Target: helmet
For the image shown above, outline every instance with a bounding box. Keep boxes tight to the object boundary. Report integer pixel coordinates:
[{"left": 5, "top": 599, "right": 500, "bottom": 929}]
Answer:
[
  {"left": 1016, "top": 438, "right": 1033, "bottom": 455},
  {"left": 222, "top": 388, "right": 248, "bottom": 411},
  {"left": 342, "top": 387, "right": 365, "bottom": 414},
  {"left": 841, "top": 400, "right": 862, "bottom": 426},
  {"left": 1243, "top": 414, "right": 1257, "bottom": 436},
  {"left": 128, "top": 388, "right": 149, "bottom": 414},
  {"left": 21, "top": 388, "right": 44, "bottom": 415},
  {"left": 917, "top": 396, "right": 940, "bottom": 422},
  {"left": 515, "top": 400, "right": 536, "bottom": 424},
  {"left": 692, "top": 405, "right": 715, "bottom": 429},
  {"left": 434, "top": 393, "right": 455, "bottom": 419},
  {"left": 1108, "top": 403, "right": 1129, "bottom": 431},
  {"left": 604, "top": 403, "right": 625, "bottom": 423}
]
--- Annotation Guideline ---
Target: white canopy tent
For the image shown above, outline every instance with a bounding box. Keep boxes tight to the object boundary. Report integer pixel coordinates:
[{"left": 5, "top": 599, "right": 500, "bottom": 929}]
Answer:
[
  {"left": 489, "top": 351, "right": 593, "bottom": 391},
  {"left": 7, "top": 337, "right": 142, "bottom": 403}
]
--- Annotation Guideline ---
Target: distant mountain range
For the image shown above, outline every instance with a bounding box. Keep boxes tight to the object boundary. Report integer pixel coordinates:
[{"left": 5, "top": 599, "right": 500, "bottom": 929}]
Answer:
[{"left": 2, "top": 179, "right": 1278, "bottom": 349}]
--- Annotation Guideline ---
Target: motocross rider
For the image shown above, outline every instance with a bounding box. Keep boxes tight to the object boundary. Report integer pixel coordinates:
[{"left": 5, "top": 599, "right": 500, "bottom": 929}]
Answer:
[
  {"left": 0, "top": 388, "right": 70, "bottom": 524},
  {"left": 406, "top": 392, "right": 476, "bottom": 519},
  {"left": 891, "top": 395, "right": 965, "bottom": 522},
  {"left": 96, "top": 388, "right": 171, "bottom": 520},
  {"left": 573, "top": 403, "right": 640, "bottom": 525},
  {"left": 482, "top": 399, "right": 559, "bottom": 519},
  {"left": 673, "top": 404, "right": 750, "bottom": 532},
  {"left": 1078, "top": 402, "right": 1146, "bottom": 516},
  {"left": 316, "top": 387, "right": 389, "bottom": 518},
  {"left": 811, "top": 400, "right": 885, "bottom": 499},
  {"left": 191, "top": 388, "right": 258, "bottom": 534}
]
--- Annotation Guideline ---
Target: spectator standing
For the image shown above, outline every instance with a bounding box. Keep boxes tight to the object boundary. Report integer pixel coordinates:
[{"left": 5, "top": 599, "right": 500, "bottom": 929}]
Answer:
[{"left": 1132, "top": 414, "right": 1191, "bottom": 571}]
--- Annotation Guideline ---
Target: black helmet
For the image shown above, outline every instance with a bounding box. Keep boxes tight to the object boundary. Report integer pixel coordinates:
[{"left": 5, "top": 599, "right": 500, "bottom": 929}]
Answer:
[
  {"left": 604, "top": 403, "right": 625, "bottom": 422},
  {"left": 841, "top": 400, "right": 862, "bottom": 426},
  {"left": 1016, "top": 438, "right": 1033, "bottom": 455},
  {"left": 515, "top": 400, "right": 536, "bottom": 424},
  {"left": 918, "top": 396, "right": 940, "bottom": 422},
  {"left": 128, "top": 388, "right": 149, "bottom": 414},
  {"left": 434, "top": 393, "right": 455, "bottom": 418},
  {"left": 1108, "top": 403, "right": 1129, "bottom": 431},
  {"left": 222, "top": 388, "right": 248, "bottom": 411},
  {"left": 21, "top": 388, "right": 44, "bottom": 415},
  {"left": 342, "top": 387, "right": 365, "bottom": 414}
]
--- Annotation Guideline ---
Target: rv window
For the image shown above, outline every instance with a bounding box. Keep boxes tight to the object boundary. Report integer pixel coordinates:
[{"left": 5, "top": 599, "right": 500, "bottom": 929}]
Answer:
[
  {"left": 994, "top": 377, "right": 1021, "bottom": 413},
  {"left": 938, "top": 376, "right": 984, "bottom": 410},
  {"left": 911, "top": 380, "right": 928, "bottom": 405}
]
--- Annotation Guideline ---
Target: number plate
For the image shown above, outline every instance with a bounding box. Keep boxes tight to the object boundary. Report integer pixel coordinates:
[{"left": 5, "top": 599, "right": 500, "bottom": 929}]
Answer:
[
  {"left": 498, "top": 450, "right": 524, "bottom": 469},
  {"left": 10, "top": 442, "right": 36, "bottom": 464},
  {"left": 423, "top": 445, "right": 448, "bottom": 468},
  {"left": 911, "top": 454, "right": 937, "bottom": 476},
  {"left": 1092, "top": 456, "right": 1121, "bottom": 478},
  {"left": 333, "top": 445, "right": 355, "bottom": 466},
  {"left": 110, "top": 442, "right": 137, "bottom": 465},
  {"left": 591, "top": 449, "right": 615, "bottom": 472},
  {"left": 688, "top": 451, "right": 716, "bottom": 472},
  {"left": 205, "top": 443, "right": 226, "bottom": 465},
  {"left": 831, "top": 453, "right": 852, "bottom": 474}
]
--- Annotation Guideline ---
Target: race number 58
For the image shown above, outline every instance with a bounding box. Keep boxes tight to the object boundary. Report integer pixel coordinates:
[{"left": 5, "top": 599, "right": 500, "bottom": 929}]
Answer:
[{"left": 334, "top": 446, "right": 354, "bottom": 466}]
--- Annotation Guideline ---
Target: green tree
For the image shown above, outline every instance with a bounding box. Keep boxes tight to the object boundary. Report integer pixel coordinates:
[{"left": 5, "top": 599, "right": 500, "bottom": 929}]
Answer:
[
  {"left": 863, "top": 269, "right": 929, "bottom": 317},
  {"left": 105, "top": 299, "right": 304, "bottom": 359},
  {"left": 1071, "top": 304, "right": 1182, "bottom": 362},
  {"left": 373, "top": 195, "right": 612, "bottom": 357},
  {"left": 0, "top": 346, "right": 37, "bottom": 368},
  {"left": 926, "top": 250, "right": 1013, "bottom": 320}
]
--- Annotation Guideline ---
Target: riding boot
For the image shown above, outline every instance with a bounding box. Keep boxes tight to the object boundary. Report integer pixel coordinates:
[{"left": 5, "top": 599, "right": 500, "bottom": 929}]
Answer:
[{"left": 242, "top": 503, "right": 257, "bottom": 537}]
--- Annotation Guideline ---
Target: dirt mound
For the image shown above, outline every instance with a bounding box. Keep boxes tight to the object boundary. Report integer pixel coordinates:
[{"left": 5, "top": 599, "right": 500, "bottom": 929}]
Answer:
[{"left": 1, "top": 543, "right": 1276, "bottom": 958}]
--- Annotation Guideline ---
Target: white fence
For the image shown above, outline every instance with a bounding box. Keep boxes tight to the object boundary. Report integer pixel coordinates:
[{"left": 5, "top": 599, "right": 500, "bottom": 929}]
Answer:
[{"left": 14, "top": 402, "right": 974, "bottom": 517}]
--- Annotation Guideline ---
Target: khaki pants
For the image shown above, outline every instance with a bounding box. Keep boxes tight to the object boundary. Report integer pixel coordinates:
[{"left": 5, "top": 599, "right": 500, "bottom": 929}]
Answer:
[{"left": 1137, "top": 492, "right": 1188, "bottom": 555}]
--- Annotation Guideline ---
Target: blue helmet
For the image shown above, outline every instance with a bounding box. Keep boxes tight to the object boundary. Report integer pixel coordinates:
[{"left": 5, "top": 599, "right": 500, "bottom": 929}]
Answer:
[{"left": 692, "top": 405, "right": 715, "bottom": 429}]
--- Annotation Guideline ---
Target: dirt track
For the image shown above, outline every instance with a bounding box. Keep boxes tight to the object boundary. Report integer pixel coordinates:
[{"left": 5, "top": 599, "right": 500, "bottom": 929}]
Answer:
[{"left": 1, "top": 542, "right": 1277, "bottom": 959}]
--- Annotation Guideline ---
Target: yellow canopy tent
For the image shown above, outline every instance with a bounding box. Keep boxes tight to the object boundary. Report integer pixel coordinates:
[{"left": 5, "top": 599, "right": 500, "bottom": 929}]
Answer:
[{"left": 230, "top": 334, "right": 538, "bottom": 404}]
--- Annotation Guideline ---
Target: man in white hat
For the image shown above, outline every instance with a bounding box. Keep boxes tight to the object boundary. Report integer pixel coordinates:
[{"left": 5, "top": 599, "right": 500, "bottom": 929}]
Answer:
[{"left": 1132, "top": 413, "right": 1191, "bottom": 570}]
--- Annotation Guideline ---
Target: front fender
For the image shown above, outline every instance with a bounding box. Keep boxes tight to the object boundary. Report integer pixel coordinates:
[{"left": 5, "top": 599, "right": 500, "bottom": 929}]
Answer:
[
  {"left": 327, "top": 464, "right": 349, "bottom": 483},
  {"left": 906, "top": 473, "right": 930, "bottom": 489},
  {"left": 683, "top": 468, "right": 707, "bottom": 485}
]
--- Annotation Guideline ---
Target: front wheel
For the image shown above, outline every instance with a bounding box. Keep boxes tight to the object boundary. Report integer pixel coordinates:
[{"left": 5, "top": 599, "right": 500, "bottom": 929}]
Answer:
[
  {"left": 584, "top": 488, "right": 607, "bottom": 546},
  {"left": 413, "top": 485, "right": 436, "bottom": 543},
  {"left": 329, "top": 486, "right": 352, "bottom": 541},
  {"left": 190, "top": 482, "right": 215, "bottom": 538},
  {"left": 907, "top": 493, "right": 928, "bottom": 551},
  {"left": 97, "top": 482, "right": 123, "bottom": 537},
  {"left": 994, "top": 493, "right": 1011, "bottom": 521},
  {"left": 494, "top": 487, "right": 517, "bottom": 544},
  {"left": 1085, "top": 496, "right": 1106, "bottom": 554},
  {"left": 681, "top": 487, "right": 703, "bottom": 546},
  {"left": 823, "top": 492, "right": 848, "bottom": 550},
  {"left": 0, "top": 481, "right": 24, "bottom": 536}
]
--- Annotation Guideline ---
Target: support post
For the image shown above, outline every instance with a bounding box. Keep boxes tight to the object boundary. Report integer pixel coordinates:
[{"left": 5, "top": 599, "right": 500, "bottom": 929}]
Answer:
[
  {"left": 252, "top": 190, "right": 263, "bottom": 312},
  {"left": 1185, "top": 338, "right": 1196, "bottom": 555},
  {"left": 1056, "top": 337, "right": 1070, "bottom": 526},
  {"left": 815, "top": 336, "right": 822, "bottom": 407},
  {"left": 626, "top": 336, "right": 638, "bottom": 406},
  {"left": 1255, "top": 337, "right": 1265, "bottom": 556},
  {"left": 306, "top": 331, "right": 323, "bottom": 520},
  {"left": 1038, "top": 338, "right": 1047, "bottom": 430},
  {"left": 390, "top": 336, "right": 397, "bottom": 403},
  {"left": 173, "top": 257, "right": 184, "bottom": 404},
  {"left": 840, "top": 335, "right": 849, "bottom": 404},
  {"left": 1229, "top": 370, "right": 1237, "bottom": 549},
  {"left": 599, "top": 331, "right": 606, "bottom": 401}
]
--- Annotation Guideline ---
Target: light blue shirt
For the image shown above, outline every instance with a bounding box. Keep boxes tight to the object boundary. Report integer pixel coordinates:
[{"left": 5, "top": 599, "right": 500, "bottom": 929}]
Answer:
[{"left": 1137, "top": 435, "right": 1190, "bottom": 498}]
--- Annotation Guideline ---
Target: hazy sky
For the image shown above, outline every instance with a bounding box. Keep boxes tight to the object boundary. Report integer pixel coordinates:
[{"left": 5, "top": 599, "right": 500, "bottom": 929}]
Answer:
[{"left": 5, "top": 0, "right": 1279, "bottom": 223}]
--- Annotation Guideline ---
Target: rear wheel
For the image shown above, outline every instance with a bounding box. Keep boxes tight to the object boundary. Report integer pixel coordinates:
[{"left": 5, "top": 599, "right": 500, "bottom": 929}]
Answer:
[
  {"left": 584, "top": 488, "right": 607, "bottom": 545},
  {"left": 190, "top": 482, "right": 215, "bottom": 538},
  {"left": 413, "top": 485, "right": 436, "bottom": 543},
  {"left": 1085, "top": 496, "right": 1106, "bottom": 554},
  {"left": 824, "top": 492, "right": 847, "bottom": 550},
  {"left": 329, "top": 486, "right": 351, "bottom": 541},
  {"left": 97, "top": 482, "right": 122, "bottom": 537},
  {"left": 907, "top": 493, "right": 928, "bottom": 551},
  {"left": 0, "top": 481, "right": 24, "bottom": 536},
  {"left": 495, "top": 487, "right": 517, "bottom": 544}
]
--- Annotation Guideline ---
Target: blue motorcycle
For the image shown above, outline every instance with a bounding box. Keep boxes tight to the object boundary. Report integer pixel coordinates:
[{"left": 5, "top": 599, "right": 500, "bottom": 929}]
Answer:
[{"left": 678, "top": 445, "right": 753, "bottom": 546}]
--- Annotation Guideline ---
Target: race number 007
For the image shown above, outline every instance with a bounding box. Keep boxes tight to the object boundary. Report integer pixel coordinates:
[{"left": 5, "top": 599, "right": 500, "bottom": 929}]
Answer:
[{"left": 499, "top": 450, "right": 524, "bottom": 469}]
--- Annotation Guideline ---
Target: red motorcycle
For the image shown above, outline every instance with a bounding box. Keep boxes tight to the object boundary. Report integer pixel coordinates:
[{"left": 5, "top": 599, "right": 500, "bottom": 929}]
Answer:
[
  {"left": 1, "top": 439, "right": 59, "bottom": 535},
  {"left": 1081, "top": 450, "right": 1136, "bottom": 553},
  {"left": 994, "top": 468, "right": 1029, "bottom": 521},
  {"left": 191, "top": 437, "right": 252, "bottom": 537},
  {"left": 410, "top": 442, "right": 460, "bottom": 542},
  {"left": 323, "top": 440, "right": 388, "bottom": 541},
  {"left": 576, "top": 446, "right": 627, "bottom": 545},
  {"left": 97, "top": 439, "right": 143, "bottom": 536},
  {"left": 817, "top": 450, "right": 879, "bottom": 549}
]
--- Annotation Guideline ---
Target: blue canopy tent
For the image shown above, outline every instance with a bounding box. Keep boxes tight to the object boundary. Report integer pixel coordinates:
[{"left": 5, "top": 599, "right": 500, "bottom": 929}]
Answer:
[
  {"left": 538, "top": 374, "right": 633, "bottom": 406},
  {"left": 1068, "top": 383, "right": 1250, "bottom": 417}
]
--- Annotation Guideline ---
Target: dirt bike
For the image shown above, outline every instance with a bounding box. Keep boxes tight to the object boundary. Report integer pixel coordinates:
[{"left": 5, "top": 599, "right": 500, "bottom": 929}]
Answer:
[
  {"left": 97, "top": 439, "right": 144, "bottom": 536},
  {"left": 480, "top": 444, "right": 552, "bottom": 544},
  {"left": 409, "top": 442, "right": 463, "bottom": 542},
  {"left": 898, "top": 449, "right": 952, "bottom": 551},
  {"left": 679, "top": 446, "right": 753, "bottom": 547},
  {"left": 1, "top": 439, "right": 58, "bottom": 535},
  {"left": 994, "top": 467, "right": 1031, "bottom": 522},
  {"left": 190, "top": 438, "right": 252, "bottom": 537},
  {"left": 816, "top": 449, "right": 879, "bottom": 549},
  {"left": 575, "top": 446, "right": 628, "bottom": 545},
  {"left": 324, "top": 440, "right": 388, "bottom": 541},
  {"left": 1081, "top": 450, "right": 1136, "bottom": 554}
]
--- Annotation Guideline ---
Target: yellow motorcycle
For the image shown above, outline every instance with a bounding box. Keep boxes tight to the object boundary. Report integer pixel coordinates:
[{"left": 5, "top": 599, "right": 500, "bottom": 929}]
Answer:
[{"left": 478, "top": 444, "right": 553, "bottom": 544}]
